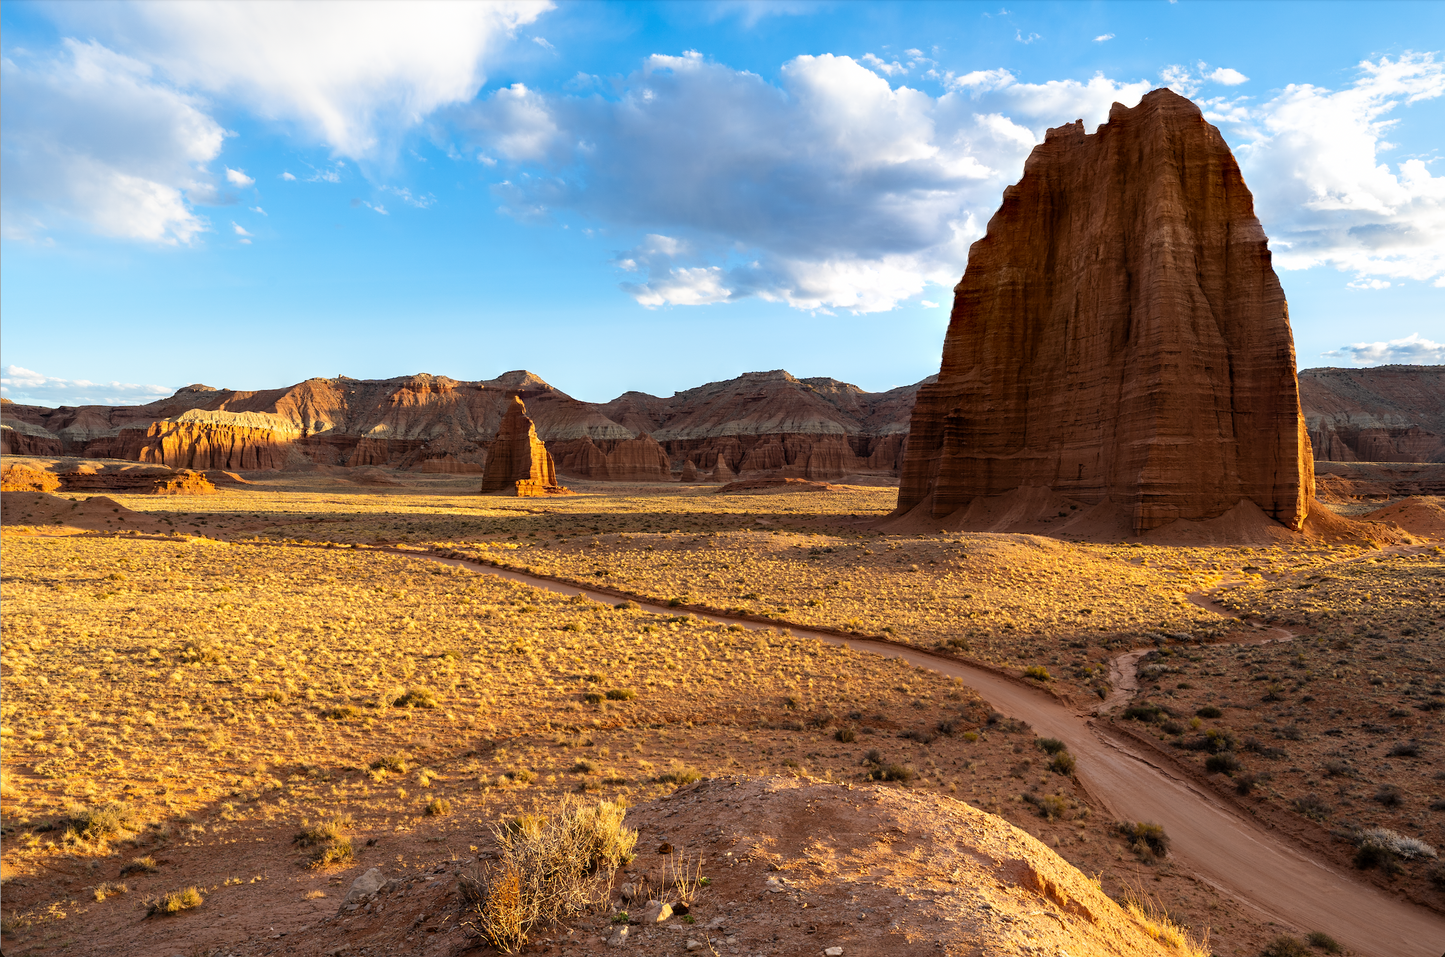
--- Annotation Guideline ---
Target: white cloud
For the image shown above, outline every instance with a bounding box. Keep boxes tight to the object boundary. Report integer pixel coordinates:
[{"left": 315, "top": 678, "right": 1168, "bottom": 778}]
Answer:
[
  {"left": 46, "top": 0, "right": 551, "bottom": 161},
  {"left": 921, "top": 299, "right": 941, "bottom": 308},
  {"left": 250, "top": 205, "right": 266, "bottom": 215},
  {"left": 1094, "top": 33, "right": 1114, "bottom": 43},
  {"left": 1216, "top": 52, "right": 1445, "bottom": 285},
  {"left": 281, "top": 171, "right": 297, "bottom": 181},
  {"left": 1346, "top": 277, "right": 1391, "bottom": 289},
  {"left": 862, "top": 53, "right": 906, "bottom": 77},
  {"left": 364, "top": 201, "right": 389, "bottom": 215},
  {"left": 1016, "top": 30, "right": 1041, "bottom": 44},
  {"left": 1322, "top": 332, "right": 1445, "bottom": 365},
  {"left": 533, "top": 36, "right": 555, "bottom": 51},
  {"left": 1, "top": 365, "right": 175, "bottom": 407},
  {"left": 0, "top": 38, "right": 222, "bottom": 244},
  {"left": 232, "top": 221, "right": 251, "bottom": 236},
  {"left": 225, "top": 166, "right": 255, "bottom": 186},
  {"left": 1209, "top": 67, "right": 1249, "bottom": 86},
  {"left": 382, "top": 186, "right": 435, "bottom": 208},
  {"left": 463, "top": 52, "right": 1153, "bottom": 312}
]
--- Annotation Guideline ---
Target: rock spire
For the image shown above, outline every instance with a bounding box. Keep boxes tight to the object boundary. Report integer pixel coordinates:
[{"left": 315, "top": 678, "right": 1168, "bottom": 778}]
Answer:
[
  {"left": 898, "top": 88, "right": 1313, "bottom": 535},
  {"left": 481, "top": 396, "right": 571, "bottom": 496}
]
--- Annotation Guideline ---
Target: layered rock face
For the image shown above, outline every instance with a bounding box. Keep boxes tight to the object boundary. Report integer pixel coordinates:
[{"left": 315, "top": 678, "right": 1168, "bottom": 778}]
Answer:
[
  {"left": 480, "top": 397, "right": 570, "bottom": 496},
  {"left": 598, "top": 370, "right": 924, "bottom": 480},
  {"left": 899, "top": 88, "right": 1312, "bottom": 534},
  {"left": 1300, "top": 366, "right": 1445, "bottom": 463},
  {"left": 1, "top": 369, "right": 923, "bottom": 482}
]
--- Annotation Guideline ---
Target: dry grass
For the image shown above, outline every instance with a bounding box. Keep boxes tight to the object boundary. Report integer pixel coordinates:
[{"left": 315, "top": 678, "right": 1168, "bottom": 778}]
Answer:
[{"left": 3, "top": 476, "right": 1395, "bottom": 954}]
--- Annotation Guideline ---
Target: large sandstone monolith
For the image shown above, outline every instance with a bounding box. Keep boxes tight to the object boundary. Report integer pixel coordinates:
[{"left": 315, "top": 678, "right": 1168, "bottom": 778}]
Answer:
[
  {"left": 481, "top": 397, "right": 572, "bottom": 496},
  {"left": 898, "top": 88, "right": 1313, "bottom": 535}
]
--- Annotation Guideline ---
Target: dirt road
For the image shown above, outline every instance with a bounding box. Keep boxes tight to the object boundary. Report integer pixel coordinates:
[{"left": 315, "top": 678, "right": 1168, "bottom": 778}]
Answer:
[{"left": 416, "top": 549, "right": 1445, "bottom": 957}]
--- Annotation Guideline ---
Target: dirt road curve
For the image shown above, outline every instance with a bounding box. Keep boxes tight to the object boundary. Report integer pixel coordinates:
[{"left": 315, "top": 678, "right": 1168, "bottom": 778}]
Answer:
[{"left": 418, "top": 550, "right": 1445, "bottom": 957}]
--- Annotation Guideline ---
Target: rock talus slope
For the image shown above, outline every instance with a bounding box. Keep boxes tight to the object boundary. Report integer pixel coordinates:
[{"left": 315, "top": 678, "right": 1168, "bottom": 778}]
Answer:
[{"left": 899, "top": 88, "right": 1312, "bottom": 535}]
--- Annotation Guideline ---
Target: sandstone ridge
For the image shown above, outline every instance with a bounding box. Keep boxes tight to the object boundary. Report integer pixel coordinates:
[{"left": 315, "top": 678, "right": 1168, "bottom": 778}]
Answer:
[
  {"left": 898, "top": 88, "right": 1313, "bottom": 536},
  {"left": 1, "top": 369, "right": 926, "bottom": 483}
]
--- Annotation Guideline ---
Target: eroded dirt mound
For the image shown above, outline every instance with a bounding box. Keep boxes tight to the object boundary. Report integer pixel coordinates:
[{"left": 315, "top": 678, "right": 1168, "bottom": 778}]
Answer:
[
  {"left": 1363, "top": 495, "right": 1445, "bottom": 540},
  {"left": 0, "top": 491, "right": 170, "bottom": 534},
  {"left": 716, "top": 477, "right": 833, "bottom": 494},
  {"left": 263, "top": 776, "right": 1178, "bottom": 957}
]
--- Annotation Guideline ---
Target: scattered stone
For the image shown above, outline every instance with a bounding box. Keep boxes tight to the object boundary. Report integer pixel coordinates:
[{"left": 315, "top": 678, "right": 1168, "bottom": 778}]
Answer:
[
  {"left": 686, "top": 940, "right": 705, "bottom": 952},
  {"left": 825, "top": 948, "right": 845, "bottom": 957},
  {"left": 607, "top": 926, "right": 630, "bottom": 947},
  {"left": 640, "top": 900, "right": 673, "bottom": 923},
  {"left": 618, "top": 882, "right": 638, "bottom": 901},
  {"left": 342, "top": 867, "right": 384, "bottom": 905}
]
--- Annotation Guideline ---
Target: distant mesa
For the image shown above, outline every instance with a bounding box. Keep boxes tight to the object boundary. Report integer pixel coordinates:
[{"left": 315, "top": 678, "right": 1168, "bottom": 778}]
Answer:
[
  {"left": 0, "top": 368, "right": 925, "bottom": 485},
  {"left": 1301, "top": 365, "right": 1445, "bottom": 463},
  {"left": 898, "top": 88, "right": 1314, "bottom": 537},
  {"left": 480, "top": 396, "right": 572, "bottom": 497}
]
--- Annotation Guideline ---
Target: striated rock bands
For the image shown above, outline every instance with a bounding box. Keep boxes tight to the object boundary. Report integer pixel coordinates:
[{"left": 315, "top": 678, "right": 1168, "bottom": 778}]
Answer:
[
  {"left": 1301, "top": 365, "right": 1445, "bottom": 463},
  {"left": 899, "top": 88, "right": 1313, "bottom": 535},
  {"left": 480, "top": 397, "right": 571, "bottom": 496}
]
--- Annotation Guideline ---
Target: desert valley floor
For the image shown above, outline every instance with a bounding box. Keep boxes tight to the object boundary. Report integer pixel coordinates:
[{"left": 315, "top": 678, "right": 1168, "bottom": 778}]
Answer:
[{"left": 2, "top": 463, "right": 1444, "bottom": 957}]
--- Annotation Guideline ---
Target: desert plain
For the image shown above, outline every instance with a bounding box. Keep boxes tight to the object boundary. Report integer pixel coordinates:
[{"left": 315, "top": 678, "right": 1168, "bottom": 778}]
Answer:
[{"left": 1, "top": 462, "right": 1442, "bottom": 957}]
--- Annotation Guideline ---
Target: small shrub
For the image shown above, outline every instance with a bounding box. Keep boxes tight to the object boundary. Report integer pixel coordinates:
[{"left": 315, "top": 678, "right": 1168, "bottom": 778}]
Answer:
[
  {"left": 93, "top": 881, "right": 128, "bottom": 901},
  {"left": 866, "top": 762, "right": 915, "bottom": 783},
  {"left": 1036, "top": 738, "right": 1067, "bottom": 755},
  {"left": 656, "top": 761, "right": 702, "bottom": 786},
  {"left": 604, "top": 688, "right": 635, "bottom": 701},
  {"left": 1260, "top": 936, "right": 1310, "bottom": 957},
  {"left": 835, "top": 727, "right": 857, "bottom": 743},
  {"left": 461, "top": 797, "right": 637, "bottom": 952},
  {"left": 1049, "top": 751, "right": 1076, "bottom": 776},
  {"left": 393, "top": 688, "right": 439, "bottom": 709},
  {"left": 1118, "top": 821, "right": 1170, "bottom": 859},
  {"left": 321, "top": 706, "right": 361, "bottom": 721},
  {"left": 63, "top": 802, "right": 138, "bottom": 844},
  {"left": 1036, "top": 794, "right": 1068, "bottom": 820},
  {"left": 1195, "top": 705, "right": 1222, "bottom": 719},
  {"left": 370, "top": 753, "right": 409, "bottom": 773},
  {"left": 1375, "top": 784, "right": 1404, "bottom": 807},
  {"left": 1123, "top": 702, "right": 1162, "bottom": 723},
  {"left": 426, "top": 798, "right": 452, "bottom": 816},
  {"left": 1306, "top": 931, "right": 1342, "bottom": 954},
  {"left": 1356, "top": 826, "right": 1437, "bottom": 861},
  {"left": 294, "top": 814, "right": 355, "bottom": 868},
  {"left": 1023, "top": 666, "right": 1051, "bottom": 681},
  {"left": 311, "top": 839, "right": 355, "bottom": 868},
  {"left": 1388, "top": 741, "right": 1422, "bottom": 758},
  {"left": 146, "top": 886, "right": 203, "bottom": 917},
  {"left": 1205, "top": 752, "right": 1242, "bottom": 774},
  {"left": 1293, "top": 794, "right": 1331, "bottom": 822},
  {"left": 120, "top": 856, "right": 159, "bottom": 877}
]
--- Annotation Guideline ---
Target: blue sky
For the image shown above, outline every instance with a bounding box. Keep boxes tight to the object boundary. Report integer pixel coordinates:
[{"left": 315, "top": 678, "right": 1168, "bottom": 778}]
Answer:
[{"left": 2, "top": 0, "right": 1442, "bottom": 407}]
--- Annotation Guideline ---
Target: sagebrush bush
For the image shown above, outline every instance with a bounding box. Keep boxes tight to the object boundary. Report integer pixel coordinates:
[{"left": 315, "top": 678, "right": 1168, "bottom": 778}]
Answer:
[
  {"left": 1118, "top": 821, "right": 1170, "bottom": 859},
  {"left": 146, "top": 886, "right": 202, "bottom": 917},
  {"left": 656, "top": 761, "right": 702, "bottom": 786},
  {"left": 463, "top": 798, "right": 636, "bottom": 953}
]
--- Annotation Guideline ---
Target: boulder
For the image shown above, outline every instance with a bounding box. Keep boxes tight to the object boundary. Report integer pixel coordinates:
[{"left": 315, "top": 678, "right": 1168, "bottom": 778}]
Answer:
[
  {"left": 481, "top": 397, "right": 573, "bottom": 496},
  {"left": 898, "top": 88, "right": 1313, "bottom": 536}
]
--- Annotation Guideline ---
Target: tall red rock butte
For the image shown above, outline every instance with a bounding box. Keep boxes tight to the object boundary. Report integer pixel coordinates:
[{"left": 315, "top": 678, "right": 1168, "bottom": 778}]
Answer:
[
  {"left": 898, "top": 88, "right": 1313, "bottom": 535},
  {"left": 480, "top": 396, "right": 570, "bottom": 496}
]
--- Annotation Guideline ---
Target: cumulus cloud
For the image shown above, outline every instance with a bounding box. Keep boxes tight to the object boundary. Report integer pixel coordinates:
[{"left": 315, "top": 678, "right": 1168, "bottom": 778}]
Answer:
[
  {"left": 461, "top": 51, "right": 1153, "bottom": 311},
  {"left": 1218, "top": 52, "right": 1445, "bottom": 285},
  {"left": 49, "top": 0, "right": 551, "bottom": 161},
  {"left": 0, "top": 39, "right": 223, "bottom": 244},
  {"left": 281, "top": 171, "right": 297, "bottom": 181},
  {"left": 232, "top": 221, "right": 251, "bottom": 236},
  {"left": 0, "top": 365, "right": 175, "bottom": 407},
  {"left": 1321, "top": 332, "right": 1445, "bottom": 365},
  {"left": 225, "top": 166, "right": 254, "bottom": 186},
  {"left": 1094, "top": 33, "right": 1115, "bottom": 43},
  {"left": 1209, "top": 67, "right": 1249, "bottom": 86}
]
